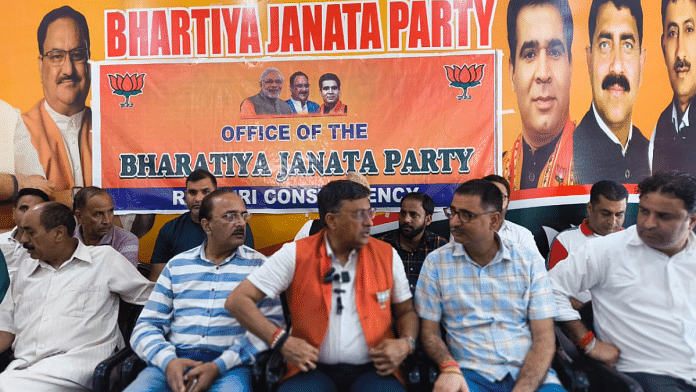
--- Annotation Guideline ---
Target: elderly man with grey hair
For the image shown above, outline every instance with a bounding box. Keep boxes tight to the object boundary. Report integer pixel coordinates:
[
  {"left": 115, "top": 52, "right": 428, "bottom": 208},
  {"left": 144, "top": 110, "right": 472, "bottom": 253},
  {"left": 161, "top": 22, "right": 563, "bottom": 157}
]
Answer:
[{"left": 240, "top": 68, "right": 293, "bottom": 117}]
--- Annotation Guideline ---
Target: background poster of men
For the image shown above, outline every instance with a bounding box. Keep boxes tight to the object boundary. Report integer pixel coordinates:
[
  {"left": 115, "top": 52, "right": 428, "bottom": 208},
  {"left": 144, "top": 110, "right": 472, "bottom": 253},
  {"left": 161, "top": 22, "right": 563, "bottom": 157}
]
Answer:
[{"left": 0, "top": 0, "right": 683, "bottom": 258}]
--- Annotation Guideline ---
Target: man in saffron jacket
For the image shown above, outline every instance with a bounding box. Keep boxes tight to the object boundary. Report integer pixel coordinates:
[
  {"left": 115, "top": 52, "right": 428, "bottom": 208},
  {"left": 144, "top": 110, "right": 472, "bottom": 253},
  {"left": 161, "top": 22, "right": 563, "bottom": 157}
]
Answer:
[
  {"left": 21, "top": 6, "right": 92, "bottom": 206},
  {"left": 226, "top": 180, "right": 418, "bottom": 391}
]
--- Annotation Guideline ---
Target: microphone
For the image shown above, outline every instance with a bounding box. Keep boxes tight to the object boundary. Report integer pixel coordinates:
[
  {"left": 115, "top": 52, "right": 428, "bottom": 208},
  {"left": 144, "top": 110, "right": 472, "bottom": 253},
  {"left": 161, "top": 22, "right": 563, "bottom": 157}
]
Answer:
[{"left": 323, "top": 267, "right": 336, "bottom": 283}]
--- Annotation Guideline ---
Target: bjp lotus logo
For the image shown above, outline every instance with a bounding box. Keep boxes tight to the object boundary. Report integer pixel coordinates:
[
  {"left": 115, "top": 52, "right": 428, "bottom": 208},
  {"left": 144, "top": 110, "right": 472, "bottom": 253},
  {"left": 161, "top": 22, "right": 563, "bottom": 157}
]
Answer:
[
  {"left": 444, "top": 64, "right": 484, "bottom": 100},
  {"left": 108, "top": 73, "right": 146, "bottom": 108}
]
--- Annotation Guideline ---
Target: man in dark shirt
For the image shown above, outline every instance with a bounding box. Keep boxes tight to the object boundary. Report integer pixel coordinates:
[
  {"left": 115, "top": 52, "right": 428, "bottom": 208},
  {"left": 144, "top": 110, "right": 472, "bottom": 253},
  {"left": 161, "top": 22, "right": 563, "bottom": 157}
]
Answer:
[
  {"left": 377, "top": 192, "right": 447, "bottom": 292},
  {"left": 651, "top": 0, "right": 696, "bottom": 176},
  {"left": 148, "top": 169, "right": 253, "bottom": 281},
  {"left": 572, "top": 0, "right": 650, "bottom": 184}
]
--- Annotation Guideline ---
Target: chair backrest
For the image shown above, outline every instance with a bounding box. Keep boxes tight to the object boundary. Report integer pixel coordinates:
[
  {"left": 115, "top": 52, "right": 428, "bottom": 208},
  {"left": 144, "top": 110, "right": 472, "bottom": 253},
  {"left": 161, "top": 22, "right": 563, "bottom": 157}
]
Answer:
[{"left": 117, "top": 300, "right": 143, "bottom": 345}]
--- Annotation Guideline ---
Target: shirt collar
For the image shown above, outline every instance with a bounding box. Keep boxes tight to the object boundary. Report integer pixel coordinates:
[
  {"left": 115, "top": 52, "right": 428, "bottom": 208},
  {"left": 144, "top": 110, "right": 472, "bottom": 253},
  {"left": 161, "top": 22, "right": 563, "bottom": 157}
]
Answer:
[
  {"left": 324, "top": 232, "right": 358, "bottom": 264},
  {"left": 198, "top": 239, "right": 248, "bottom": 265},
  {"left": 6, "top": 227, "right": 19, "bottom": 243},
  {"left": 580, "top": 219, "right": 595, "bottom": 236},
  {"left": 452, "top": 233, "right": 507, "bottom": 267},
  {"left": 75, "top": 225, "right": 115, "bottom": 246},
  {"left": 671, "top": 100, "right": 691, "bottom": 133},
  {"left": 28, "top": 240, "right": 92, "bottom": 274},
  {"left": 43, "top": 100, "right": 86, "bottom": 132},
  {"left": 592, "top": 102, "right": 633, "bottom": 156},
  {"left": 290, "top": 98, "right": 306, "bottom": 108}
]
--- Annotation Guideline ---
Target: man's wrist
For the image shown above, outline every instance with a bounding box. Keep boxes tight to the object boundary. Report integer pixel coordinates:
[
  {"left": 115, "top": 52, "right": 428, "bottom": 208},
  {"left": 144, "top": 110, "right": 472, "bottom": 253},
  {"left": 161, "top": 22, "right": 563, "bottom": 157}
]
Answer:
[{"left": 401, "top": 336, "right": 416, "bottom": 355}]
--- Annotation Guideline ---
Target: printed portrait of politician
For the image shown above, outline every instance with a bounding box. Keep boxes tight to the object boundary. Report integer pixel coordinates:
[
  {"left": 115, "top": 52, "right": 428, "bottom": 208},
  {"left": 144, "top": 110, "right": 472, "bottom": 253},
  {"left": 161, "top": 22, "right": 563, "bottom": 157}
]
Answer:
[
  {"left": 285, "top": 71, "right": 320, "bottom": 115},
  {"left": 319, "top": 73, "right": 348, "bottom": 115},
  {"left": 240, "top": 67, "right": 293, "bottom": 118},
  {"left": 502, "top": 0, "right": 575, "bottom": 191},
  {"left": 651, "top": 0, "right": 696, "bottom": 176},
  {"left": 572, "top": 0, "right": 650, "bottom": 185},
  {"left": 19, "top": 6, "right": 92, "bottom": 207}
]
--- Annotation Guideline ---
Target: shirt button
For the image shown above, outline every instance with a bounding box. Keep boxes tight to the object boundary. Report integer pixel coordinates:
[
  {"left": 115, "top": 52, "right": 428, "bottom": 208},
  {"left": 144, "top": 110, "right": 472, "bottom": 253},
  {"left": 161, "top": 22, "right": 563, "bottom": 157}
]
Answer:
[
  {"left": 211, "top": 288, "right": 215, "bottom": 291},
  {"left": 50, "top": 292, "right": 55, "bottom": 296},
  {"left": 206, "top": 309, "right": 210, "bottom": 313},
  {"left": 202, "top": 335, "right": 206, "bottom": 338},
  {"left": 216, "top": 266, "right": 220, "bottom": 270},
  {"left": 38, "top": 344, "right": 45, "bottom": 349}
]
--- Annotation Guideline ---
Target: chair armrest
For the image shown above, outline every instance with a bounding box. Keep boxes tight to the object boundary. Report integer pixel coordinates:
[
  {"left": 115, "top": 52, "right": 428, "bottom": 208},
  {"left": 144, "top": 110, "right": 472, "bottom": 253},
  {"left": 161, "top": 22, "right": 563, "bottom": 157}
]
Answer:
[
  {"left": 576, "top": 356, "right": 644, "bottom": 392},
  {"left": 93, "top": 346, "right": 135, "bottom": 392},
  {"left": 119, "top": 351, "right": 147, "bottom": 390},
  {"left": 253, "top": 349, "right": 286, "bottom": 392}
]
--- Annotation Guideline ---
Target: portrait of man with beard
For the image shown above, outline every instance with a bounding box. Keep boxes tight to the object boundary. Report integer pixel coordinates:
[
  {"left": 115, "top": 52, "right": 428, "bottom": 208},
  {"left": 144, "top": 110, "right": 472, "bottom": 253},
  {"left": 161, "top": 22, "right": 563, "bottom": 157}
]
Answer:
[
  {"left": 240, "top": 67, "right": 293, "bottom": 118},
  {"left": 572, "top": 0, "right": 651, "bottom": 185},
  {"left": 376, "top": 192, "right": 447, "bottom": 293}
]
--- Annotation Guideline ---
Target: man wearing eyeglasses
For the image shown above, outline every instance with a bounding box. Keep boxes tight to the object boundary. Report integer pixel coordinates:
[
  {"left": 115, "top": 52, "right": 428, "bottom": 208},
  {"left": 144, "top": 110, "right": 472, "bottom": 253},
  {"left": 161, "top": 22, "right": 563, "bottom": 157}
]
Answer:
[
  {"left": 20, "top": 6, "right": 92, "bottom": 207},
  {"left": 285, "top": 71, "right": 320, "bottom": 115},
  {"left": 416, "top": 180, "right": 563, "bottom": 392},
  {"left": 319, "top": 73, "right": 347, "bottom": 115},
  {"left": 148, "top": 169, "right": 254, "bottom": 282},
  {"left": 227, "top": 180, "right": 417, "bottom": 392},
  {"left": 240, "top": 68, "right": 293, "bottom": 118},
  {"left": 126, "top": 189, "right": 283, "bottom": 392}
]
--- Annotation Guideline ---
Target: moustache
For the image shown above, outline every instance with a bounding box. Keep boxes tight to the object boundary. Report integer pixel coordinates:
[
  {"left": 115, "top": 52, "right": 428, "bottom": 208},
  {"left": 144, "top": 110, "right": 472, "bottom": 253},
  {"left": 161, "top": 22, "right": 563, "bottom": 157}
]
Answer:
[
  {"left": 601, "top": 73, "right": 631, "bottom": 92},
  {"left": 23, "top": 243, "right": 34, "bottom": 251},
  {"left": 675, "top": 57, "right": 691, "bottom": 72},
  {"left": 233, "top": 228, "right": 245, "bottom": 236},
  {"left": 58, "top": 75, "right": 81, "bottom": 84}
]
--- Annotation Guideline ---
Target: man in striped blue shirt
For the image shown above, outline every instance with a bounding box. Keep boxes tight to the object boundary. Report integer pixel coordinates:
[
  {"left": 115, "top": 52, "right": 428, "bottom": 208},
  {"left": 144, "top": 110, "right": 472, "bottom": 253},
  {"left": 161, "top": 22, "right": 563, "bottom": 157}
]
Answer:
[{"left": 125, "top": 189, "right": 283, "bottom": 392}]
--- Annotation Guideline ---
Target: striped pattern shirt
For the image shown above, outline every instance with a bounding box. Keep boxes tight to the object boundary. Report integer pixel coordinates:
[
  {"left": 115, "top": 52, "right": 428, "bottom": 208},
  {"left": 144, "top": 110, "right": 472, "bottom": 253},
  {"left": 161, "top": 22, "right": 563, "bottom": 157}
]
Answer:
[
  {"left": 415, "top": 237, "right": 560, "bottom": 384},
  {"left": 131, "top": 243, "right": 283, "bottom": 374}
]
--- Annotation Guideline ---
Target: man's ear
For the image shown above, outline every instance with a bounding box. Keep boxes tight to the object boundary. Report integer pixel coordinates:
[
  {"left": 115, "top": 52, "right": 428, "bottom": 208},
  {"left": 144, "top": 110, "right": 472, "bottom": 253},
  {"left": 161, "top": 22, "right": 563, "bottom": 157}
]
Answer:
[
  {"left": 490, "top": 211, "right": 502, "bottom": 231},
  {"left": 74, "top": 209, "right": 83, "bottom": 224},
  {"left": 324, "top": 213, "right": 337, "bottom": 231},
  {"left": 688, "top": 212, "right": 696, "bottom": 231},
  {"left": 53, "top": 225, "right": 69, "bottom": 242},
  {"left": 200, "top": 218, "right": 212, "bottom": 233},
  {"left": 425, "top": 214, "right": 433, "bottom": 227}
]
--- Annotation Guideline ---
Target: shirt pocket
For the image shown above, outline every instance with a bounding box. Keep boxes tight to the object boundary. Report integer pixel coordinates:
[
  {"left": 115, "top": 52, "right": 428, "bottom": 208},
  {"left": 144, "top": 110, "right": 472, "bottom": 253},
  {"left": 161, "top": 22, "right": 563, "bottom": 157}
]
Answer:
[{"left": 65, "top": 284, "right": 101, "bottom": 318}]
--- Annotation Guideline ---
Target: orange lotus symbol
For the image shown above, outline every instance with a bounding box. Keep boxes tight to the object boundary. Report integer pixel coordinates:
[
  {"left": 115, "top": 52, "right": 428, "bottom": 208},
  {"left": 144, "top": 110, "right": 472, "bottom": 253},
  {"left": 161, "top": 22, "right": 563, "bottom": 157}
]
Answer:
[
  {"left": 108, "top": 73, "right": 146, "bottom": 108},
  {"left": 444, "top": 64, "right": 485, "bottom": 100}
]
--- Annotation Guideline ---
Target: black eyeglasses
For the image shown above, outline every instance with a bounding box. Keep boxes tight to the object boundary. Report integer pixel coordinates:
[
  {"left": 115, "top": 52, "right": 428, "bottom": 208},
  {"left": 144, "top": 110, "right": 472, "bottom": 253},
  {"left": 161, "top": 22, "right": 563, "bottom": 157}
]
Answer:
[
  {"left": 41, "top": 48, "right": 89, "bottom": 66},
  {"left": 443, "top": 207, "right": 496, "bottom": 223},
  {"left": 293, "top": 84, "right": 310, "bottom": 88}
]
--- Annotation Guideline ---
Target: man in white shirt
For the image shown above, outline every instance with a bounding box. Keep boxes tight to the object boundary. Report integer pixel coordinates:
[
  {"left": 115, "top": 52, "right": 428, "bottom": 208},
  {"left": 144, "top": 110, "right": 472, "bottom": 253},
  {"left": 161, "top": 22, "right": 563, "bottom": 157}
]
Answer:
[
  {"left": 550, "top": 172, "right": 696, "bottom": 392},
  {"left": 0, "top": 188, "right": 50, "bottom": 277},
  {"left": 547, "top": 180, "right": 627, "bottom": 308},
  {"left": 227, "top": 180, "right": 418, "bottom": 392},
  {"left": 483, "top": 175, "right": 542, "bottom": 257},
  {"left": 0, "top": 202, "right": 154, "bottom": 391}
]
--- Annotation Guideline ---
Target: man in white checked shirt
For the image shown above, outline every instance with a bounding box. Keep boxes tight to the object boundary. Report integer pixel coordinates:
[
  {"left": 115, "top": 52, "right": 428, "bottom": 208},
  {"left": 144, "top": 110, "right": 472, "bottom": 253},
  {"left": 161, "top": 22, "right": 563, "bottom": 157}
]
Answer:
[
  {"left": 416, "top": 180, "right": 564, "bottom": 392},
  {"left": 125, "top": 189, "right": 283, "bottom": 392}
]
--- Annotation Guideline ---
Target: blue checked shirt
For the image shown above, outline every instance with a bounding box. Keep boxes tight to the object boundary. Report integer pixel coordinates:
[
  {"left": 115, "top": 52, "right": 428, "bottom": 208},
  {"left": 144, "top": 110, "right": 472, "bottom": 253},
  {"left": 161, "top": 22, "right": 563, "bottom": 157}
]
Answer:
[
  {"left": 131, "top": 243, "right": 284, "bottom": 374},
  {"left": 415, "top": 237, "right": 560, "bottom": 384}
]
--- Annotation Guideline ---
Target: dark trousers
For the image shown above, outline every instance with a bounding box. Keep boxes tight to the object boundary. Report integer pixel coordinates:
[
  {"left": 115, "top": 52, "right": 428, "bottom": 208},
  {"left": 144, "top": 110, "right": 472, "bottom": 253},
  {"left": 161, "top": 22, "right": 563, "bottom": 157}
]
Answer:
[
  {"left": 625, "top": 372, "right": 696, "bottom": 392},
  {"left": 278, "top": 362, "right": 404, "bottom": 392}
]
